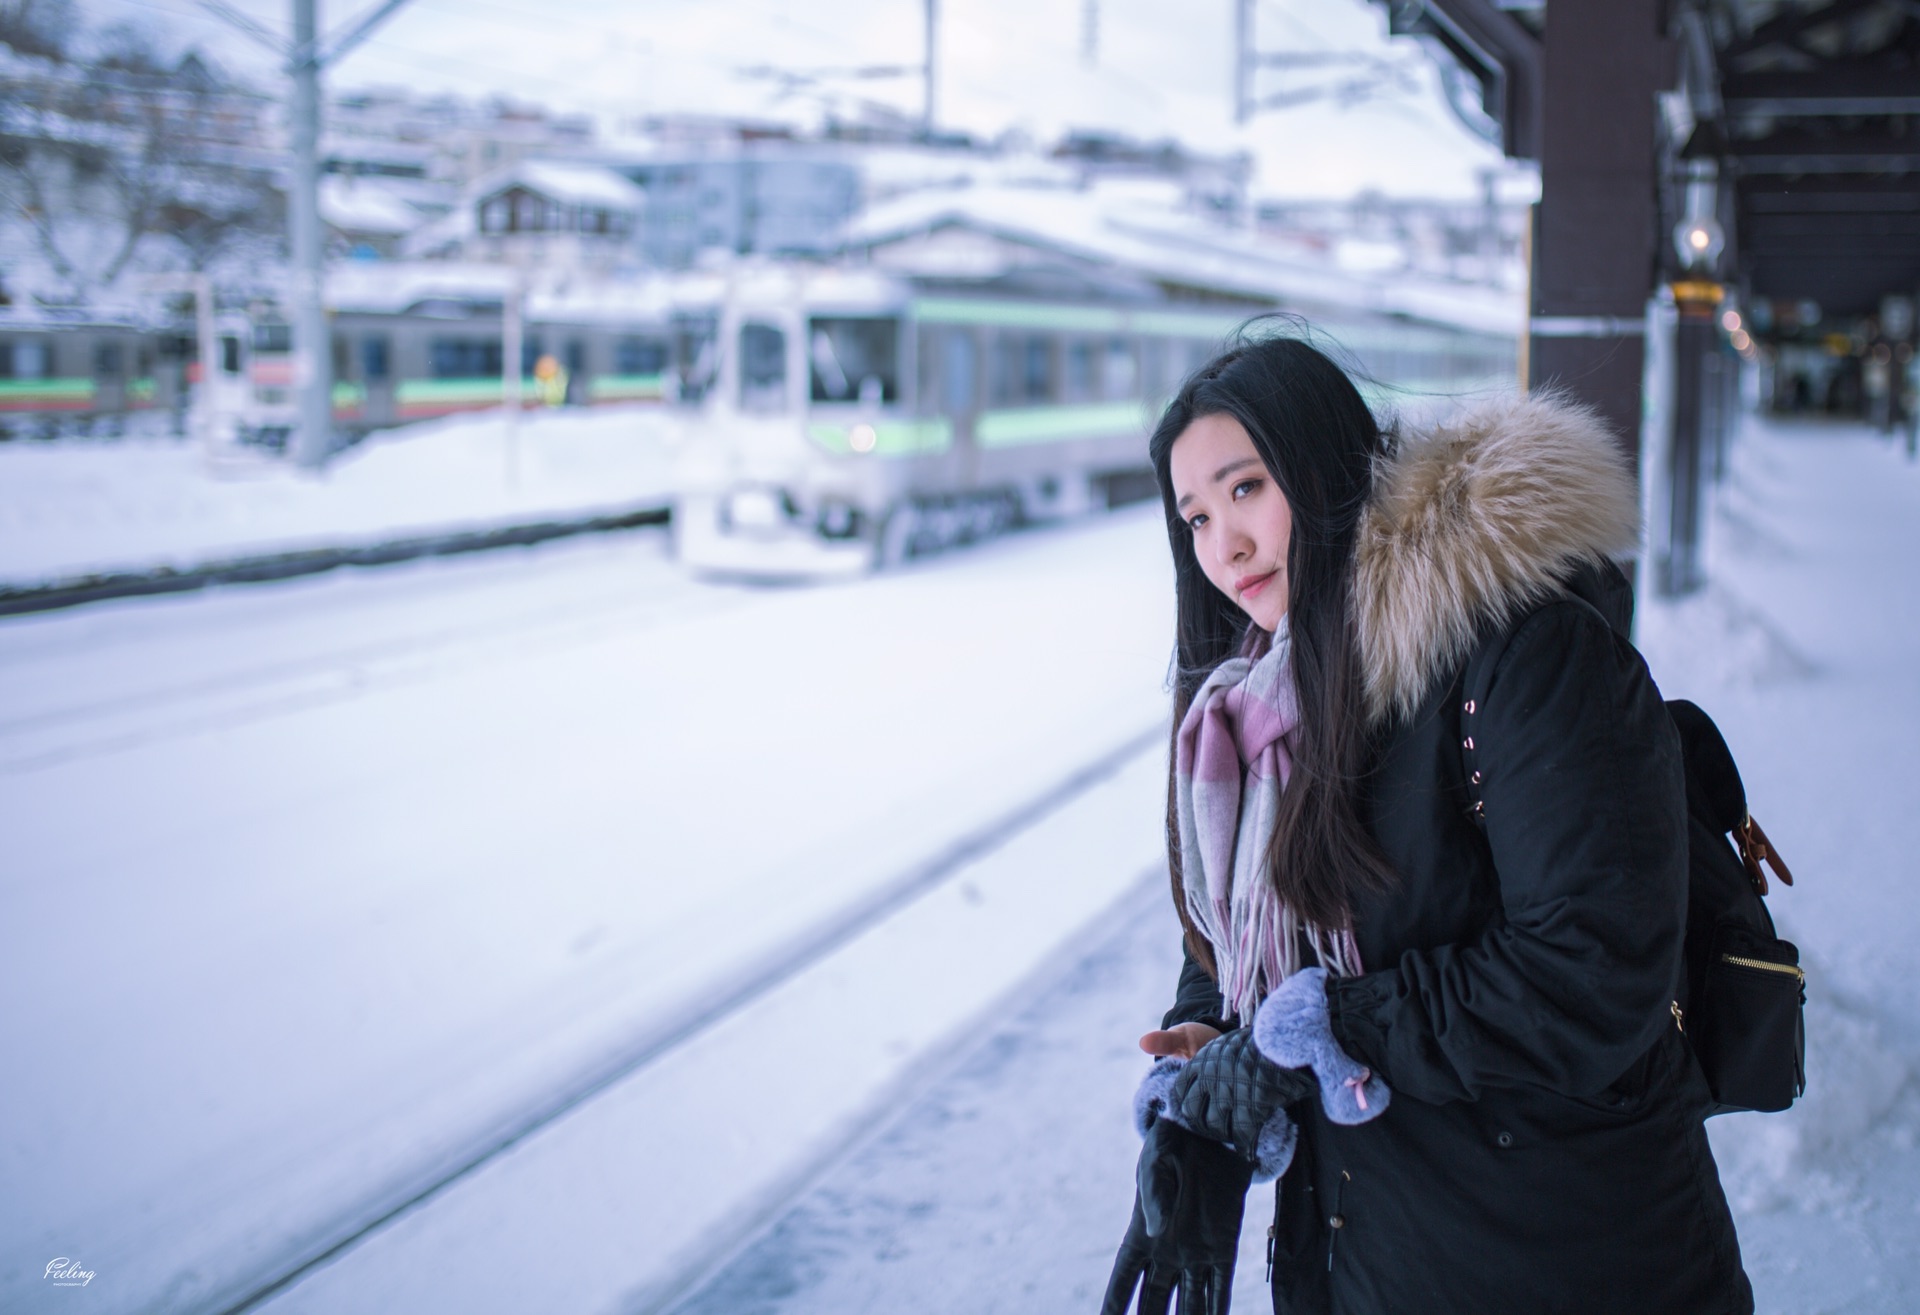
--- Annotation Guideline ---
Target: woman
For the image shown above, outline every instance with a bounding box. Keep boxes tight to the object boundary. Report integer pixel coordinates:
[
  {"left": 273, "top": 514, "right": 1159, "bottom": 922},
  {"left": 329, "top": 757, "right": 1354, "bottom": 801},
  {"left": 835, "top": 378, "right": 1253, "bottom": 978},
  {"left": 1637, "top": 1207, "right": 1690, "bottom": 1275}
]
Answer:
[{"left": 1102, "top": 334, "right": 1750, "bottom": 1315}]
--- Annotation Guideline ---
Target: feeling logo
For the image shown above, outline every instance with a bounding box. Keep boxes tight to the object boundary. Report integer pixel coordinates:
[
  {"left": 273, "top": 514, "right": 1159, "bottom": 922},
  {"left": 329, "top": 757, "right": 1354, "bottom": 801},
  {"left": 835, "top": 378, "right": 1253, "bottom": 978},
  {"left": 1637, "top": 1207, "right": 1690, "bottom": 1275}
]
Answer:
[{"left": 45, "top": 1258, "right": 96, "bottom": 1287}]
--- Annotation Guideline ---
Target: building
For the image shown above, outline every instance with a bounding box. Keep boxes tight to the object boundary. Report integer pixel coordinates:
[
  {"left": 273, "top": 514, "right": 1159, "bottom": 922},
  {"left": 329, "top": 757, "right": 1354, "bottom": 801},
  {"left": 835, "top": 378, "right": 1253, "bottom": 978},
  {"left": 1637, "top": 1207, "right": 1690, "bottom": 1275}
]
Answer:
[{"left": 406, "top": 161, "right": 645, "bottom": 271}]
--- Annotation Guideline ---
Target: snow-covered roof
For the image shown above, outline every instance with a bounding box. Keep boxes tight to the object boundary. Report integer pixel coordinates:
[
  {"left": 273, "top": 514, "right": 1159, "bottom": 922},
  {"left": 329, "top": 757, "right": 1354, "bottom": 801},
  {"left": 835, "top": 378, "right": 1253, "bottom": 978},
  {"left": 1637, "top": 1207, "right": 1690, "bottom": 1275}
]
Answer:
[
  {"left": 322, "top": 261, "right": 721, "bottom": 322},
  {"left": 842, "top": 184, "right": 1524, "bottom": 338},
  {"left": 319, "top": 178, "right": 422, "bottom": 236},
  {"left": 477, "top": 161, "right": 645, "bottom": 212}
]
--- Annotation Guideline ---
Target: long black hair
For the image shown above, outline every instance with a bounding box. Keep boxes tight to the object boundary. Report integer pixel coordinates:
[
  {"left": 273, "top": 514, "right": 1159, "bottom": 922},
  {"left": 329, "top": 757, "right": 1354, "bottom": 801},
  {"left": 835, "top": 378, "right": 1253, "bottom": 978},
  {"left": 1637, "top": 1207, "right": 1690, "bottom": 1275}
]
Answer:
[{"left": 1150, "top": 325, "right": 1397, "bottom": 977}]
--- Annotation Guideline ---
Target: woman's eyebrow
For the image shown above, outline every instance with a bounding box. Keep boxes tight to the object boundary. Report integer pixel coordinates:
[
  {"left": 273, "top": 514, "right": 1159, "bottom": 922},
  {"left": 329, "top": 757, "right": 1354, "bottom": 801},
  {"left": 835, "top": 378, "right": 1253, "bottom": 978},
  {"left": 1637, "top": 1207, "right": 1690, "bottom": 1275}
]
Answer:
[{"left": 1175, "top": 458, "right": 1263, "bottom": 511}]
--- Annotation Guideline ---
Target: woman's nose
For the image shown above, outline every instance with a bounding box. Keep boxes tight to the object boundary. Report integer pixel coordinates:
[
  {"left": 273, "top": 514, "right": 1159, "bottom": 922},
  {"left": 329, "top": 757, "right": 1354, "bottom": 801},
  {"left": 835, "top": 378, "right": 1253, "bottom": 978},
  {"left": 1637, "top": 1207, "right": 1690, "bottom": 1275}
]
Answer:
[{"left": 1215, "top": 520, "right": 1253, "bottom": 566}]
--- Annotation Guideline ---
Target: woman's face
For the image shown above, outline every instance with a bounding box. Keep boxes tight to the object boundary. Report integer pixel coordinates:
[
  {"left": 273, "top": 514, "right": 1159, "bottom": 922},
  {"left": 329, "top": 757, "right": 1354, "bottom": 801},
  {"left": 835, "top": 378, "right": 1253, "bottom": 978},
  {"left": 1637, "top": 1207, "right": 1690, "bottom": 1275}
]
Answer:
[{"left": 1169, "top": 412, "right": 1293, "bottom": 632}]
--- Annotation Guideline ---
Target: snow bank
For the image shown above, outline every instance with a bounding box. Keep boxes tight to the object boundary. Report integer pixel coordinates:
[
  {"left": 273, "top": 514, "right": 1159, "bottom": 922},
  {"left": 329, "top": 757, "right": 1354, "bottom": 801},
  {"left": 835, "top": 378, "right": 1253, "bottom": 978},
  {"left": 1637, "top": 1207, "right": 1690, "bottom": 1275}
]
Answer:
[
  {"left": 0, "top": 405, "right": 683, "bottom": 583},
  {"left": 1636, "top": 415, "right": 1920, "bottom": 1310}
]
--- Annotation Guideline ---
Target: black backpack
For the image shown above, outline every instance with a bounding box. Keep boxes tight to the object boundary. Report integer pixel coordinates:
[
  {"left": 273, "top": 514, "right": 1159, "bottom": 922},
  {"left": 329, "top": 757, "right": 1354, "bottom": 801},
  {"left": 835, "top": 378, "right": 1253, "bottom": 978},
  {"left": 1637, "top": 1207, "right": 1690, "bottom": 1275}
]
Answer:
[{"left": 1459, "top": 606, "right": 1806, "bottom": 1117}]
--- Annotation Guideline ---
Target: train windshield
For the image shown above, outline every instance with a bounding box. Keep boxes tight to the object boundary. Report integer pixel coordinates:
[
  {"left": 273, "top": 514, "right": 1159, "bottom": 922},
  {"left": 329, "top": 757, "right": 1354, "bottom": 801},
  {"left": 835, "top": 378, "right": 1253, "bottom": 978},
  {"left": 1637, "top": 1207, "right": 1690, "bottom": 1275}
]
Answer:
[
  {"left": 808, "top": 317, "right": 899, "bottom": 405},
  {"left": 739, "top": 323, "right": 788, "bottom": 411}
]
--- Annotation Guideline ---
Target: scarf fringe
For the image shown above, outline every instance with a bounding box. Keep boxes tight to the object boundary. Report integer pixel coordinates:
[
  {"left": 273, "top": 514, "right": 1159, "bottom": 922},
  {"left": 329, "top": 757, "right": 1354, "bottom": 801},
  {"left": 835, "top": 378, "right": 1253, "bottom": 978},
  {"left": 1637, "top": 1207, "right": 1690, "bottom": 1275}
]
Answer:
[{"left": 1176, "top": 621, "right": 1363, "bottom": 1019}]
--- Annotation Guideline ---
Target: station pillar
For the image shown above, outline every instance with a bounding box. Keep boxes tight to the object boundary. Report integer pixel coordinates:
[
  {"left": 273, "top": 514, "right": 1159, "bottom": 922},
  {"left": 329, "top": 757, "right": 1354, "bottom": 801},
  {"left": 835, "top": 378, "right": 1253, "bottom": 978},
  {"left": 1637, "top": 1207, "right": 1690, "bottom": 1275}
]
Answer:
[
  {"left": 1654, "top": 280, "right": 1725, "bottom": 596},
  {"left": 1526, "top": 0, "right": 1669, "bottom": 467}
]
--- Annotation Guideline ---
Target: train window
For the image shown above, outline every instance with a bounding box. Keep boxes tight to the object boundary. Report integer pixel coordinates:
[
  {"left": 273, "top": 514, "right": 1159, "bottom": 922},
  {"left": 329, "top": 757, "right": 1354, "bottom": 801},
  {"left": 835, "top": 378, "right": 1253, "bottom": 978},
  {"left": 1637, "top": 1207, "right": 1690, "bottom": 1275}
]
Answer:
[
  {"left": 2, "top": 339, "right": 49, "bottom": 379},
  {"left": 363, "top": 336, "right": 391, "bottom": 381},
  {"left": 253, "top": 323, "right": 292, "bottom": 354},
  {"left": 616, "top": 336, "right": 669, "bottom": 376},
  {"left": 991, "top": 334, "right": 1053, "bottom": 406},
  {"left": 221, "top": 336, "right": 241, "bottom": 374},
  {"left": 331, "top": 335, "right": 351, "bottom": 380},
  {"left": 739, "top": 322, "right": 787, "bottom": 411},
  {"left": 1103, "top": 339, "right": 1137, "bottom": 400},
  {"left": 808, "top": 317, "right": 898, "bottom": 404},
  {"left": 1063, "top": 339, "right": 1097, "bottom": 403},
  {"left": 429, "top": 337, "right": 504, "bottom": 378},
  {"left": 944, "top": 331, "right": 976, "bottom": 414},
  {"left": 95, "top": 342, "right": 124, "bottom": 377}
]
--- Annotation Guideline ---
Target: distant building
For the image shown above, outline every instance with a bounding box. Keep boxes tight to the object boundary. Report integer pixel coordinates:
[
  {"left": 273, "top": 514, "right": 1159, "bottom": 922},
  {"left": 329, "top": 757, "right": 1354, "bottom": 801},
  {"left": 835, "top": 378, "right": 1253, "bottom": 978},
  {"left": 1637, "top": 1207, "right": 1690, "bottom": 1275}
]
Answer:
[
  {"left": 607, "top": 150, "right": 862, "bottom": 268},
  {"left": 599, "top": 119, "right": 863, "bottom": 267},
  {"left": 405, "top": 162, "right": 645, "bottom": 270}
]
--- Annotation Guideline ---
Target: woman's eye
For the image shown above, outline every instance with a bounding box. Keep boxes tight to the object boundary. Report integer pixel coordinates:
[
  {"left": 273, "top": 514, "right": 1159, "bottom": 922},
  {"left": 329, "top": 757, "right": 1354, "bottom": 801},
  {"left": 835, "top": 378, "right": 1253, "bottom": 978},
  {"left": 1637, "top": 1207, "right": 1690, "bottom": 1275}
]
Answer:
[
  {"left": 1186, "top": 513, "right": 1208, "bottom": 531},
  {"left": 1232, "top": 478, "right": 1261, "bottom": 499}
]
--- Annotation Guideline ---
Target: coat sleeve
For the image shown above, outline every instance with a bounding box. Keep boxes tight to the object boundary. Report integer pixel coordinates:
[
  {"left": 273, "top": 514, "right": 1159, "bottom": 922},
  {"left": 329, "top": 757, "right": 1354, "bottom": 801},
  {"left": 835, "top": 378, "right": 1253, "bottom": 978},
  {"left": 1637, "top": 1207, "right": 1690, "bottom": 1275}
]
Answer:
[
  {"left": 1325, "top": 600, "right": 1688, "bottom": 1104},
  {"left": 1162, "top": 937, "right": 1234, "bottom": 1032}
]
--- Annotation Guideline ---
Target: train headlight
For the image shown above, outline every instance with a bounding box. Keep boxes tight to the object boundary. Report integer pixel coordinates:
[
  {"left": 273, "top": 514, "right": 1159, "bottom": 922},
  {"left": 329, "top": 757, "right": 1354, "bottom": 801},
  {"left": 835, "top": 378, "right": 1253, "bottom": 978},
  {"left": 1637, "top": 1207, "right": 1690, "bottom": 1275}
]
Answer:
[
  {"left": 848, "top": 423, "right": 877, "bottom": 453},
  {"left": 727, "top": 489, "right": 783, "bottom": 530}
]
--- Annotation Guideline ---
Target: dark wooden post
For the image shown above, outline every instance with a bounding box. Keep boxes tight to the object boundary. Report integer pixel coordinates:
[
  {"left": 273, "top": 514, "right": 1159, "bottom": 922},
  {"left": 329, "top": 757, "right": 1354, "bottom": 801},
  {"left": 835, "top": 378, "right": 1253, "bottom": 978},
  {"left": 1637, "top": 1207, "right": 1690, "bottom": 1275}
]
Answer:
[{"left": 1527, "top": 0, "right": 1672, "bottom": 468}]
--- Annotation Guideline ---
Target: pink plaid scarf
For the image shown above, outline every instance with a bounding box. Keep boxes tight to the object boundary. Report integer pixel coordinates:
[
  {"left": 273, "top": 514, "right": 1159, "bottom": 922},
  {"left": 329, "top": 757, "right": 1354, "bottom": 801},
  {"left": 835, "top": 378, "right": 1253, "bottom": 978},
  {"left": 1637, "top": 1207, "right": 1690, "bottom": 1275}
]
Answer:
[{"left": 1173, "top": 620, "right": 1362, "bottom": 1021}]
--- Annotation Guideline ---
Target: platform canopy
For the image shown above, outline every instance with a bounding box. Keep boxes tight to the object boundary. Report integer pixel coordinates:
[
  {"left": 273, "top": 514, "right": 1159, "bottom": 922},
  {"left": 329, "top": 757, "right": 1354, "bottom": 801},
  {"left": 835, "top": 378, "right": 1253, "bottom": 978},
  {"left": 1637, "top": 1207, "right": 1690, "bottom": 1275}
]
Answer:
[{"left": 1382, "top": 0, "right": 1919, "bottom": 319}]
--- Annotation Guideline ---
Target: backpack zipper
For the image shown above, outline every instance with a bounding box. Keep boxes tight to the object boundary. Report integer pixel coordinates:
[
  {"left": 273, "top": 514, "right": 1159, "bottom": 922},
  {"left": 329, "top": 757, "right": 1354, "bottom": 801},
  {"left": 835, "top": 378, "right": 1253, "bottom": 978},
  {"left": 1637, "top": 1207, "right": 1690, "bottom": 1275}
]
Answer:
[{"left": 1720, "top": 953, "right": 1804, "bottom": 982}]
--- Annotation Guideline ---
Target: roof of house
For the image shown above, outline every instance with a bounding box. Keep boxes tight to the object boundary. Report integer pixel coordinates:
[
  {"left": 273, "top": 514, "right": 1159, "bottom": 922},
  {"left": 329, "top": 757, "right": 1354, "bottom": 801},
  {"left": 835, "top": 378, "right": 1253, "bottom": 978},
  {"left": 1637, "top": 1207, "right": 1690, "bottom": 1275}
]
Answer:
[{"left": 477, "top": 161, "right": 646, "bottom": 212}]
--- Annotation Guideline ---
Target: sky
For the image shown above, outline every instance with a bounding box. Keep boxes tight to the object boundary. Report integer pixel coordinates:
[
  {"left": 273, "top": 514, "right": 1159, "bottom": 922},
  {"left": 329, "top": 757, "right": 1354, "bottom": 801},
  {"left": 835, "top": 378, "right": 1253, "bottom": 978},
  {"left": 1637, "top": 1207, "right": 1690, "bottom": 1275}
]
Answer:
[{"left": 86, "top": 0, "right": 1527, "bottom": 200}]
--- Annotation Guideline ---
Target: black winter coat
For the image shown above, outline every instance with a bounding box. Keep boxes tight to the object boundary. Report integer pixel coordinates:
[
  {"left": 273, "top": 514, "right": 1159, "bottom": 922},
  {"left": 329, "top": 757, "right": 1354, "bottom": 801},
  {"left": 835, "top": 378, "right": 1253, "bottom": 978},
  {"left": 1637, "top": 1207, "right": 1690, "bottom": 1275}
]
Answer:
[{"left": 1163, "top": 398, "right": 1751, "bottom": 1315}]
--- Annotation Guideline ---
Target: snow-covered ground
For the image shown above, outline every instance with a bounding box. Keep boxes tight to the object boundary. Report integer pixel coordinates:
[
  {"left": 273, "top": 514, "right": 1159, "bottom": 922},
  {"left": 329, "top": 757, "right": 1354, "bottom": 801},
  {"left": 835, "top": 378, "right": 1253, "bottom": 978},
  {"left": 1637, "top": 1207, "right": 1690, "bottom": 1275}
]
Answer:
[
  {"left": 1637, "top": 417, "right": 1920, "bottom": 1313},
  {"left": 0, "top": 505, "right": 1174, "bottom": 1314},
  {"left": 0, "top": 405, "right": 682, "bottom": 585}
]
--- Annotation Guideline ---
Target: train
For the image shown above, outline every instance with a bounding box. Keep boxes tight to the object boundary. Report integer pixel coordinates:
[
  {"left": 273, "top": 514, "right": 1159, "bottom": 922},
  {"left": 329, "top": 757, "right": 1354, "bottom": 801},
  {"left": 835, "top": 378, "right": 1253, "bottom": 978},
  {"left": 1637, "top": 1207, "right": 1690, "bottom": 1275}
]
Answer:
[
  {"left": 665, "top": 255, "right": 1518, "bottom": 577},
  {"left": 3, "top": 229, "right": 1518, "bottom": 581},
  {"left": 0, "top": 308, "right": 179, "bottom": 439}
]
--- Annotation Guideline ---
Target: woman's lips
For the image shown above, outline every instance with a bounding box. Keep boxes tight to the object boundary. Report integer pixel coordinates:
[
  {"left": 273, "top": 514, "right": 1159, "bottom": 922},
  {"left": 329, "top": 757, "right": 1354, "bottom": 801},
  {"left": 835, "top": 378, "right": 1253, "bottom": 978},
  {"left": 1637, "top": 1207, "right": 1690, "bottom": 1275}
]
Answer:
[{"left": 1236, "top": 571, "right": 1276, "bottom": 599}]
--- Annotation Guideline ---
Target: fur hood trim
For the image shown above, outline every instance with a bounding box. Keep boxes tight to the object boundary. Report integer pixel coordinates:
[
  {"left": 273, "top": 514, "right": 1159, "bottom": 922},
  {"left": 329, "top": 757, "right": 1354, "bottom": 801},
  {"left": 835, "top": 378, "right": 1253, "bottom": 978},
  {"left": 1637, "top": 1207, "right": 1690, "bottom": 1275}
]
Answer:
[{"left": 1352, "top": 394, "right": 1640, "bottom": 724}]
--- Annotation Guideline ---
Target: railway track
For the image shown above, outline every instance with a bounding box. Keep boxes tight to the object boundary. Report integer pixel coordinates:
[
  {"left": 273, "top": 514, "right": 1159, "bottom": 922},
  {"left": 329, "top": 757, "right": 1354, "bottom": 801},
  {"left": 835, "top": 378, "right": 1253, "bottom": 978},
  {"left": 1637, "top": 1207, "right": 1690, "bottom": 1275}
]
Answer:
[
  {"left": 0, "top": 527, "right": 750, "bottom": 774},
  {"left": 208, "top": 721, "right": 1164, "bottom": 1315}
]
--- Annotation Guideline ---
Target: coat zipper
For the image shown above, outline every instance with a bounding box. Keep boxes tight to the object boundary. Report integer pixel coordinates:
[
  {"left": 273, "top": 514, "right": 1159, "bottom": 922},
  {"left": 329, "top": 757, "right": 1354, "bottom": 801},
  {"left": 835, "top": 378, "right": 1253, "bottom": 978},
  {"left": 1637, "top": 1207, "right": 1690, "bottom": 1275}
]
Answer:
[
  {"left": 1720, "top": 953, "right": 1804, "bottom": 981},
  {"left": 1327, "top": 1170, "right": 1350, "bottom": 1273}
]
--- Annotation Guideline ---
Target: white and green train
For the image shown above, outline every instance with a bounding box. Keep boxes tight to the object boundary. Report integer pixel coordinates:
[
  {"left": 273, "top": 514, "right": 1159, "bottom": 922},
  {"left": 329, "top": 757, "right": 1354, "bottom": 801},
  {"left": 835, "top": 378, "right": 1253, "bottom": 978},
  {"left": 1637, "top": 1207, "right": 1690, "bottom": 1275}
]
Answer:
[{"left": 672, "top": 261, "right": 1515, "bottom": 577}]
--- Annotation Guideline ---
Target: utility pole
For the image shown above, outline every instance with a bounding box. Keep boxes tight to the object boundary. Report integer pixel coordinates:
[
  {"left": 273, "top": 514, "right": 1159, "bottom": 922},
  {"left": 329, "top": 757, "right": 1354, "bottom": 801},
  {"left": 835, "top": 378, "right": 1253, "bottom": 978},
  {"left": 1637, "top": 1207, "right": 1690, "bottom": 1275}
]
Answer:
[
  {"left": 502, "top": 269, "right": 523, "bottom": 488},
  {"left": 288, "top": 0, "right": 326, "bottom": 468},
  {"left": 1082, "top": 0, "right": 1098, "bottom": 67},
  {"left": 923, "top": 0, "right": 937, "bottom": 134},
  {"left": 197, "top": 0, "right": 413, "bottom": 470},
  {"left": 1234, "top": 0, "right": 1251, "bottom": 124},
  {"left": 142, "top": 273, "right": 220, "bottom": 457}
]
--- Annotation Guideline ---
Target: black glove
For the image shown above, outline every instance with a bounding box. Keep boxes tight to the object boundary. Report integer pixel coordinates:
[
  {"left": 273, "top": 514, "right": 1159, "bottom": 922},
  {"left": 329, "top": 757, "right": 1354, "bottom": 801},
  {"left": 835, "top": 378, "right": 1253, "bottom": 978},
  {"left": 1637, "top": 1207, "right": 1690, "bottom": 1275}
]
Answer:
[
  {"left": 1100, "top": 1117, "right": 1253, "bottom": 1315},
  {"left": 1168, "top": 1027, "right": 1316, "bottom": 1172}
]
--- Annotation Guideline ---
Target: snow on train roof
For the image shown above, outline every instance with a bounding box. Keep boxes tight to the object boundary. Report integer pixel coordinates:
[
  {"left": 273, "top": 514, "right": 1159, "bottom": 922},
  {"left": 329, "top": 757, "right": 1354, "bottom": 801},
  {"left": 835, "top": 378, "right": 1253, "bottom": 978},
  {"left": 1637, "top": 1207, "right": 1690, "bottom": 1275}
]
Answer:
[
  {"left": 323, "top": 261, "right": 903, "bottom": 321},
  {"left": 842, "top": 185, "right": 1522, "bottom": 339}
]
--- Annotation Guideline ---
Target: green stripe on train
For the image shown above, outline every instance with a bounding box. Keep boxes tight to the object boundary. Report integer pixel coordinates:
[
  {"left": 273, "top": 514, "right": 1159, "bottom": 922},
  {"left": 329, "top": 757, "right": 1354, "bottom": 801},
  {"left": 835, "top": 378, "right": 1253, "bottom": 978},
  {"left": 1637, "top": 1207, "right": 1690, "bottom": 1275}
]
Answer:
[
  {"left": 395, "top": 377, "right": 523, "bottom": 405},
  {"left": 975, "top": 401, "right": 1148, "bottom": 448},
  {"left": 590, "top": 373, "right": 667, "bottom": 401},
  {"left": 911, "top": 298, "right": 1245, "bottom": 340},
  {"left": 0, "top": 378, "right": 95, "bottom": 402},
  {"left": 807, "top": 418, "right": 953, "bottom": 456}
]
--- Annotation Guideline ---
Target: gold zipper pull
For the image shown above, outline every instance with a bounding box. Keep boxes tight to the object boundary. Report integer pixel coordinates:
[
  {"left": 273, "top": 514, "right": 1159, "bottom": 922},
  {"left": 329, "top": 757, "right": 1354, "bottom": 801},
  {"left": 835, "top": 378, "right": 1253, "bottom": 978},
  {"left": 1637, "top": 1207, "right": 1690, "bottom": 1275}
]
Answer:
[
  {"left": 1720, "top": 952, "right": 1806, "bottom": 982},
  {"left": 1670, "top": 1000, "right": 1685, "bottom": 1033}
]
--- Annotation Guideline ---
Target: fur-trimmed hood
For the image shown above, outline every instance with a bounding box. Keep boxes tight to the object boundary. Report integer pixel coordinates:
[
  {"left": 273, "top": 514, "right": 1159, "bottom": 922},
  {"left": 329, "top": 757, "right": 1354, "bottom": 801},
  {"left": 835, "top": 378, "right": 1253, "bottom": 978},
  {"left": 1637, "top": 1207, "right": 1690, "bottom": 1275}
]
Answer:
[{"left": 1352, "top": 394, "right": 1640, "bottom": 724}]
